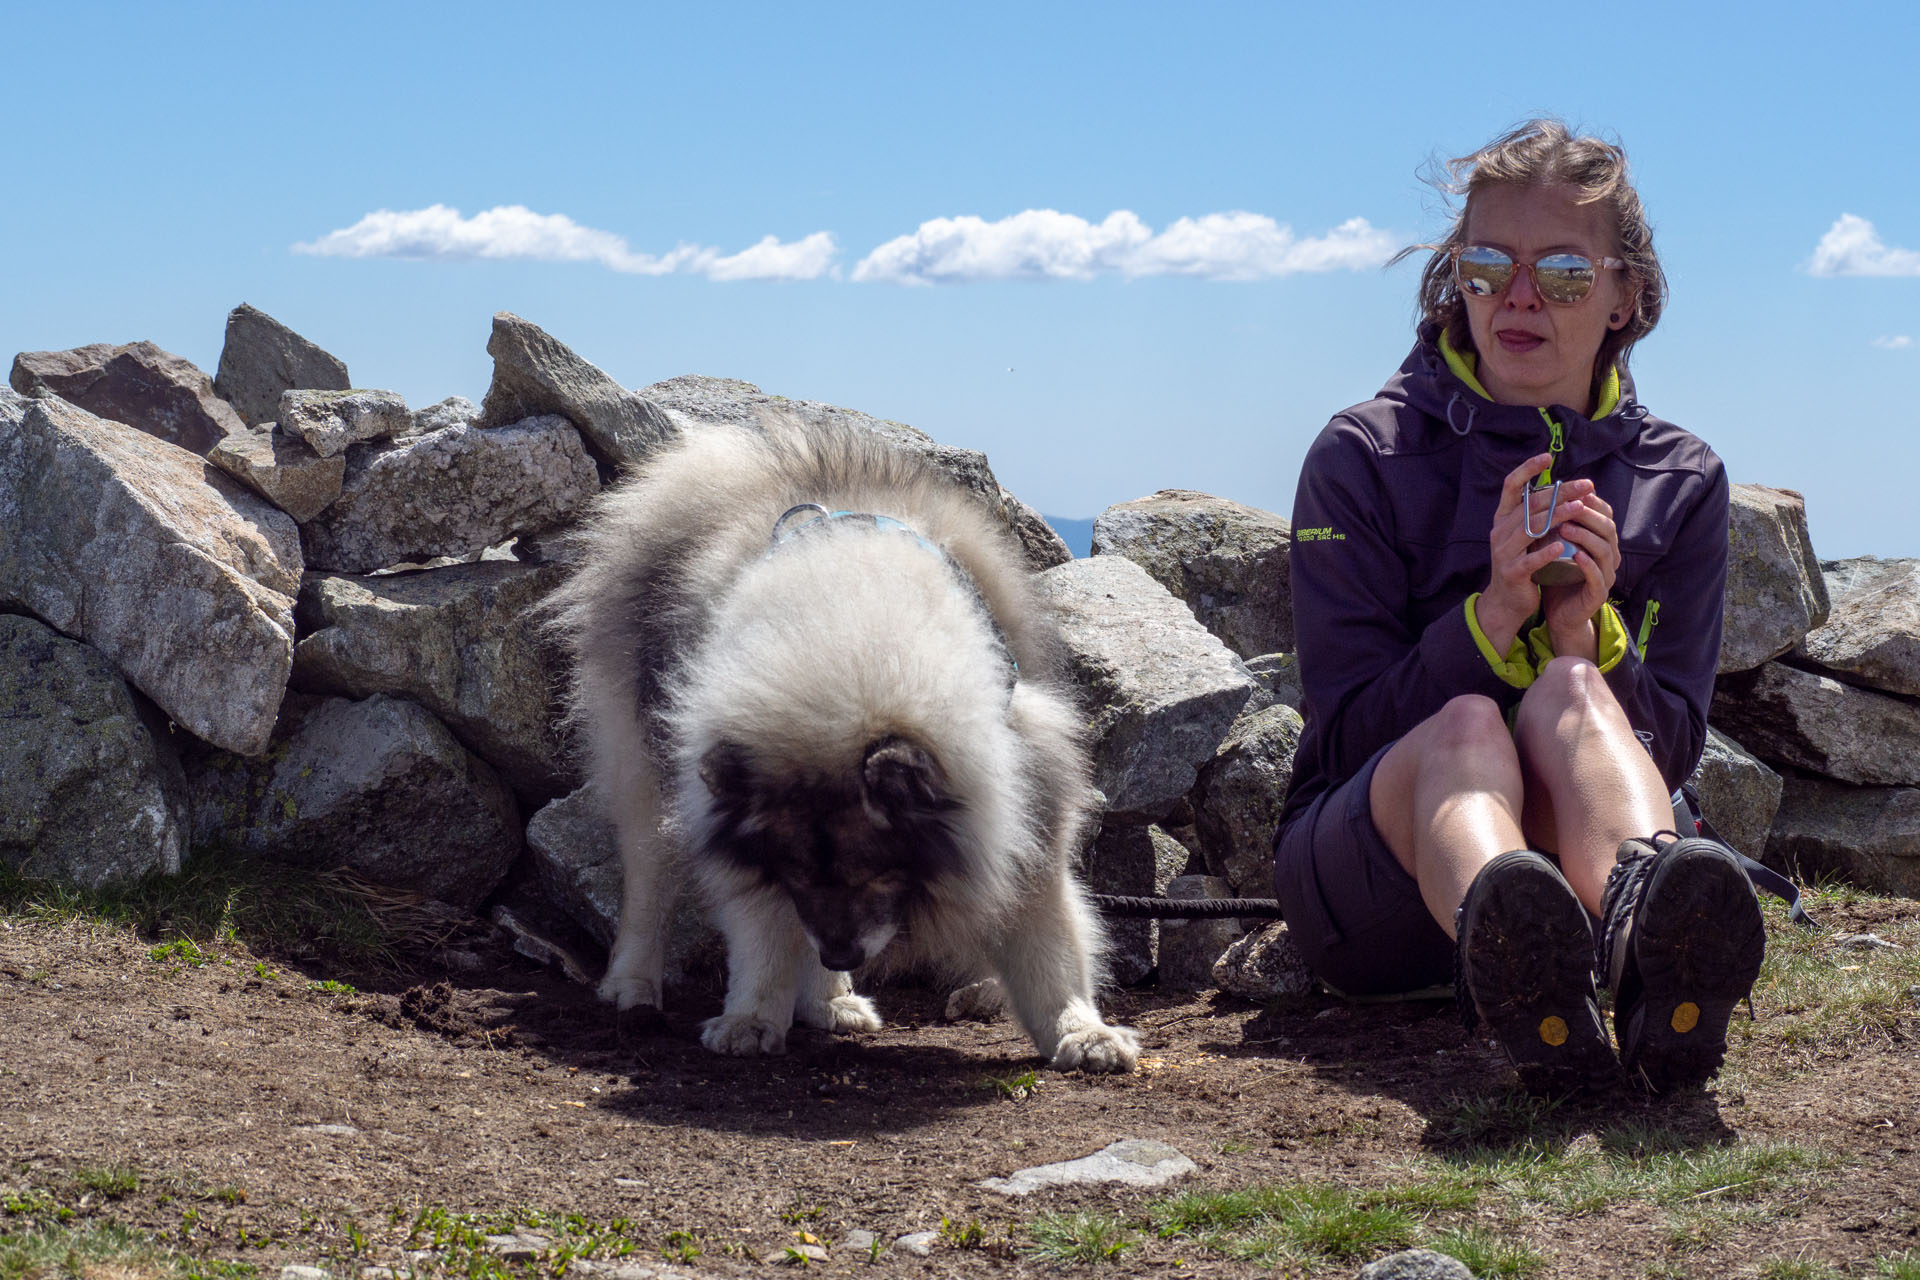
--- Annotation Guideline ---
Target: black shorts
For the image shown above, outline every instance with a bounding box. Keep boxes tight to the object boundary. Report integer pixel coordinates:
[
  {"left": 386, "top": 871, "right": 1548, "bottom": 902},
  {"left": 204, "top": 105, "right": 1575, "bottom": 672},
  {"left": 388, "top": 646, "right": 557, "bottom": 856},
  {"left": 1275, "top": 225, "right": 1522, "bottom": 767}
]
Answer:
[{"left": 1271, "top": 741, "right": 1453, "bottom": 996}]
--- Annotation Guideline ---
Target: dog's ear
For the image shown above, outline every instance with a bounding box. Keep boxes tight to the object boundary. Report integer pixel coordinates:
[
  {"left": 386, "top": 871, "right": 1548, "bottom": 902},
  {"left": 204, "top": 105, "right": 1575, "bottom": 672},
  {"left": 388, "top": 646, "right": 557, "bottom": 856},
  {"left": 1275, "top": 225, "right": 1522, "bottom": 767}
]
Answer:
[
  {"left": 861, "top": 736, "right": 951, "bottom": 830},
  {"left": 698, "top": 741, "right": 755, "bottom": 810}
]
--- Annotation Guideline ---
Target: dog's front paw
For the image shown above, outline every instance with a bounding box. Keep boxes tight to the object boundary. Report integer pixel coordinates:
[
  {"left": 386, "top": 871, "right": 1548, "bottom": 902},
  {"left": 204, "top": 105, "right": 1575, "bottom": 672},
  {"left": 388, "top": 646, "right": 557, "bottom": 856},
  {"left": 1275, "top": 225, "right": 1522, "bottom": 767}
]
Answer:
[
  {"left": 701, "top": 1014, "right": 789, "bottom": 1056},
  {"left": 597, "top": 970, "right": 663, "bottom": 1012},
  {"left": 822, "top": 994, "right": 882, "bottom": 1033},
  {"left": 1050, "top": 1022, "right": 1141, "bottom": 1074}
]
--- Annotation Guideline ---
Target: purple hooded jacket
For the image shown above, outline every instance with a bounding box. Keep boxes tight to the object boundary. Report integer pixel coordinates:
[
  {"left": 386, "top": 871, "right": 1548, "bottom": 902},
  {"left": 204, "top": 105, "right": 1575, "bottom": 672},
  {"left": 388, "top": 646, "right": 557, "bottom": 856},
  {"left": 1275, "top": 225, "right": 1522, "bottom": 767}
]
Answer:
[{"left": 1277, "top": 327, "right": 1729, "bottom": 833}]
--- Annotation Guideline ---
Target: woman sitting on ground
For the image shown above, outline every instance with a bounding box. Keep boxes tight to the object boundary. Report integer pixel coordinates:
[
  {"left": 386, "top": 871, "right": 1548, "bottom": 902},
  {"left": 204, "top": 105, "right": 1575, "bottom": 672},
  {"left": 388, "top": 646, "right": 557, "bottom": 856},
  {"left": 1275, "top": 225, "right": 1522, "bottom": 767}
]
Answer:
[{"left": 1273, "top": 119, "right": 1766, "bottom": 1093}]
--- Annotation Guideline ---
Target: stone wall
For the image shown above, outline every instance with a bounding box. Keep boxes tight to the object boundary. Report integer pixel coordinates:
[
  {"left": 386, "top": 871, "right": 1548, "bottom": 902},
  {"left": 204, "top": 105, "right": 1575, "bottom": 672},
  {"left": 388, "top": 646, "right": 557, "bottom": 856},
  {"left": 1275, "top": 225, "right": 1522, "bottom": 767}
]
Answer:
[{"left": 5, "top": 307, "right": 1913, "bottom": 997}]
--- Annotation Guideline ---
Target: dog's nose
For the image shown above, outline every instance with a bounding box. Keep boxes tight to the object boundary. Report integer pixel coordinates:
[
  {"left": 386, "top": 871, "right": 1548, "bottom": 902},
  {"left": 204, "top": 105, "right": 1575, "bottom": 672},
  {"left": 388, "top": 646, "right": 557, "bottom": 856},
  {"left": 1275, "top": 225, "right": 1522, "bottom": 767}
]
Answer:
[{"left": 817, "top": 942, "right": 865, "bottom": 972}]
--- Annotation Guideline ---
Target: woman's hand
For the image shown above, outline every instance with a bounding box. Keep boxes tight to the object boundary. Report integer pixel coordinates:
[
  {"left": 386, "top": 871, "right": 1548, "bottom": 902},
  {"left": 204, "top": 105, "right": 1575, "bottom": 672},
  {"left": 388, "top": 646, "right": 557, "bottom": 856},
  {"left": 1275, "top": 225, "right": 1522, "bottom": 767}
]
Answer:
[
  {"left": 1539, "top": 482, "right": 1621, "bottom": 660},
  {"left": 1478, "top": 452, "right": 1569, "bottom": 653}
]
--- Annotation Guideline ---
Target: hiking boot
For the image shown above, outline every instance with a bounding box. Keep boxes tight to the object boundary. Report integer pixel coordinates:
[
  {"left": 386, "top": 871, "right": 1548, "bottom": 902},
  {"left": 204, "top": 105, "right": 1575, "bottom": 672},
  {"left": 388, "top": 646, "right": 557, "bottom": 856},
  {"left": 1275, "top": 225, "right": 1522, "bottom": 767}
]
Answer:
[
  {"left": 1455, "top": 850, "right": 1619, "bottom": 1093},
  {"left": 1598, "top": 836, "right": 1767, "bottom": 1092}
]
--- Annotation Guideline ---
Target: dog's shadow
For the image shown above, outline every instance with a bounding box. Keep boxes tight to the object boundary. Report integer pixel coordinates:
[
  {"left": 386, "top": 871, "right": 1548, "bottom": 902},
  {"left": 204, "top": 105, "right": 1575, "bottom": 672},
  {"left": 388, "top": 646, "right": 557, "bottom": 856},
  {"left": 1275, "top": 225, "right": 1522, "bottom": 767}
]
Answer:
[{"left": 593, "top": 1016, "right": 1055, "bottom": 1139}]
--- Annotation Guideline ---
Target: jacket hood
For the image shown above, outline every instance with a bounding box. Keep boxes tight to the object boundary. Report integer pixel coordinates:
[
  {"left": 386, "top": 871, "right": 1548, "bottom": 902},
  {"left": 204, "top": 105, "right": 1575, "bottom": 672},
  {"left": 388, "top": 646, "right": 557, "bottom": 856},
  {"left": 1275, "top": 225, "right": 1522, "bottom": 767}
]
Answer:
[{"left": 1378, "top": 323, "right": 1647, "bottom": 470}]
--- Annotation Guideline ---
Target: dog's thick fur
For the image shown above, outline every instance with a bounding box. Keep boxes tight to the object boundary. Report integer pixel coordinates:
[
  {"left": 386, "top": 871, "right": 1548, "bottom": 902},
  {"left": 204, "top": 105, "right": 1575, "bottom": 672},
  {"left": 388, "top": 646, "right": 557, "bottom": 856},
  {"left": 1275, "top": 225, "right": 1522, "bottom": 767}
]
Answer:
[{"left": 547, "top": 419, "right": 1138, "bottom": 1072}]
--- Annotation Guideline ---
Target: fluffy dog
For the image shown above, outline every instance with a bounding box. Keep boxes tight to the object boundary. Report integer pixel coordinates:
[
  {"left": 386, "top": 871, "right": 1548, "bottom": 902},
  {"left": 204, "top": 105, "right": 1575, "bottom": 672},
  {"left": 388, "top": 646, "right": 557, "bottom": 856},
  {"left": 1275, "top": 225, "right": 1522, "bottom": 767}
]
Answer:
[{"left": 548, "top": 417, "right": 1138, "bottom": 1072}]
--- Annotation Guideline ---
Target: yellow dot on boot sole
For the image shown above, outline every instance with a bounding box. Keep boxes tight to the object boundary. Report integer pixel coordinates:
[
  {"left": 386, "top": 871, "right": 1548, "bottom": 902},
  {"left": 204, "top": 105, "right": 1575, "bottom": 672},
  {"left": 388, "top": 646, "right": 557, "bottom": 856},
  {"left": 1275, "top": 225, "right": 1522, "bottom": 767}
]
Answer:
[
  {"left": 1538, "top": 1016, "right": 1569, "bottom": 1046},
  {"left": 1671, "top": 1002, "right": 1700, "bottom": 1034}
]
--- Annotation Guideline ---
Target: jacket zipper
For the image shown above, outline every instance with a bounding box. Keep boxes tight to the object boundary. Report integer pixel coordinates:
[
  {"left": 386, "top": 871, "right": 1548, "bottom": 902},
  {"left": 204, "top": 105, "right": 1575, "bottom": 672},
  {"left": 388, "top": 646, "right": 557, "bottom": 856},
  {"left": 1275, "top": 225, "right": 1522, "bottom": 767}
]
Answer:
[
  {"left": 1538, "top": 408, "right": 1565, "bottom": 482},
  {"left": 1637, "top": 600, "right": 1661, "bottom": 657}
]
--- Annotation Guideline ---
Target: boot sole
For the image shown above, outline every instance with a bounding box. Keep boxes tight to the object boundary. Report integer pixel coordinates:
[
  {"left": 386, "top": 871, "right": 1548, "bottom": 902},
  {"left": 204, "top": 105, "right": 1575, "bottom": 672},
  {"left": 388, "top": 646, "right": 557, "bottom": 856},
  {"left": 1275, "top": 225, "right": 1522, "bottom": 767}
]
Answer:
[
  {"left": 1619, "top": 840, "right": 1767, "bottom": 1092},
  {"left": 1462, "top": 851, "right": 1620, "bottom": 1094}
]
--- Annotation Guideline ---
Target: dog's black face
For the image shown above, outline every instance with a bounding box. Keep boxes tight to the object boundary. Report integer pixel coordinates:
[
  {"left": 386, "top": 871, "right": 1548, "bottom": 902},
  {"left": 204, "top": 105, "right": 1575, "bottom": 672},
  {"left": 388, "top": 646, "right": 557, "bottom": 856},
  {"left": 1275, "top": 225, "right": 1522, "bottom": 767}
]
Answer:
[{"left": 696, "top": 736, "right": 966, "bottom": 971}]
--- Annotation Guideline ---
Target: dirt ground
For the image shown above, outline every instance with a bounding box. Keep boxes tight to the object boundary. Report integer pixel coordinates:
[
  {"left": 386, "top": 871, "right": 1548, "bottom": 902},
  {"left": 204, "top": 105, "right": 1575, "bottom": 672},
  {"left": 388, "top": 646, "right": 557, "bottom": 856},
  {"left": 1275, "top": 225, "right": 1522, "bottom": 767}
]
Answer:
[{"left": 3, "top": 894, "right": 1918, "bottom": 1279}]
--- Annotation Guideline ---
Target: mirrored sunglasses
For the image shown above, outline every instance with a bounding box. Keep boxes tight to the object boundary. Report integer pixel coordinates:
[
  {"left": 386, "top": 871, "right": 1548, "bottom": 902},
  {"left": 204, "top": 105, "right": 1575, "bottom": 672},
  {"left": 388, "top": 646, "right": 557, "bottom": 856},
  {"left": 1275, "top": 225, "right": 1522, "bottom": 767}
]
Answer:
[{"left": 1453, "top": 245, "right": 1627, "bottom": 305}]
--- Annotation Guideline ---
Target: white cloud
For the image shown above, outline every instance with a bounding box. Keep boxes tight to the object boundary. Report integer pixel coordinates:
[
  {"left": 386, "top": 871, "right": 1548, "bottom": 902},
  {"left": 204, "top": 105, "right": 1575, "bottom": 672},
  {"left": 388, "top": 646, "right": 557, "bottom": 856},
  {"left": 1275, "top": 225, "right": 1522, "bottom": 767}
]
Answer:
[
  {"left": 293, "top": 205, "right": 836, "bottom": 281},
  {"left": 1872, "top": 334, "right": 1914, "bottom": 350},
  {"left": 851, "top": 209, "right": 1395, "bottom": 284},
  {"left": 1808, "top": 214, "right": 1920, "bottom": 277}
]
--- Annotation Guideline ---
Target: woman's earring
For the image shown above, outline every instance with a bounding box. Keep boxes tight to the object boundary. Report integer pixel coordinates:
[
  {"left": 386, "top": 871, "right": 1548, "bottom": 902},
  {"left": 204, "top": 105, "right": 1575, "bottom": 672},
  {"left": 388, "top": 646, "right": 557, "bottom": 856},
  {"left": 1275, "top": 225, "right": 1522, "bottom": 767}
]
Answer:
[{"left": 1610, "top": 312, "right": 1622, "bottom": 324}]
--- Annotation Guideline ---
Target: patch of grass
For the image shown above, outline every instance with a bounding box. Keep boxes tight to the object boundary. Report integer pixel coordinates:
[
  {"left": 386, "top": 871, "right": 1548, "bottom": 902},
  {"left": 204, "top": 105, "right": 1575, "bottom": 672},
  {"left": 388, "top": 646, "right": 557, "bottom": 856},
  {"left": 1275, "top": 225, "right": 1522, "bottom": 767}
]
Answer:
[
  {"left": 1876, "top": 1254, "right": 1920, "bottom": 1279},
  {"left": 0, "top": 846, "right": 452, "bottom": 972},
  {"left": 1152, "top": 1183, "right": 1419, "bottom": 1266},
  {"left": 394, "top": 1204, "right": 642, "bottom": 1278},
  {"left": 148, "top": 938, "right": 210, "bottom": 969},
  {"left": 980, "top": 1069, "right": 1039, "bottom": 1101},
  {"left": 1756, "top": 1258, "right": 1845, "bottom": 1280},
  {"left": 1733, "top": 892, "right": 1920, "bottom": 1071},
  {"left": 306, "top": 978, "right": 355, "bottom": 995},
  {"left": 71, "top": 1165, "right": 141, "bottom": 1199},
  {"left": 1269, "top": 1186, "right": 1417, "bottom": 1262},
  {"left": 1434, "top": 1085, "right": 1565, "bottom": 1147},
  {"left": 1426, "top": 1226, "right": 1545, "bottom": 1278},
  {"left": 0, "top": 1219, "right": 260, "bottom": 1280},
  {"left": 778, "top": 1198, "right": 823, "bottom": 1225},
  {"left": 661, "top": 1229, "right": 702, "bottom": 1263},
  {"left": 1023, "top": 1212, "right": 1137, "bottom": 1267},
  {"left": 938, "top": 1217, "right": 984, "bottom": 1249}
]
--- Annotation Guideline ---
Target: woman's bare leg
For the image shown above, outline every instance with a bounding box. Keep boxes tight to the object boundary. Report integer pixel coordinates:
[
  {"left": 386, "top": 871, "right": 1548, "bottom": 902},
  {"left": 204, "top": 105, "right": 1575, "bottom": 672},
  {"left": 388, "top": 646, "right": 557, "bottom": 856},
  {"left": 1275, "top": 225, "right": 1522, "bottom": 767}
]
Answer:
[
  {"left": 1370, "top": 694, "right": 1529, "bottom": 938},
  {"left": 1512, "top": 657, "right": 1673, "bottom": 913}
]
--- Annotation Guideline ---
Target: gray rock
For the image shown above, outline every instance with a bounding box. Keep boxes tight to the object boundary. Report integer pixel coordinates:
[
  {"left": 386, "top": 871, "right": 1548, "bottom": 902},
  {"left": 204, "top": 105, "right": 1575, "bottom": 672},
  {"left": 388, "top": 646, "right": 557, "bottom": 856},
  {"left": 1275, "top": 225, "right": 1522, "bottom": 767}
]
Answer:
[
  {"left": 213, "top": 303, "right": 351, "bottom": 431},
  {"left": 523, "top": 785, "right": 719, "bottom": 985},
  {"left": 279, "top": 1267, "right": 333, "bottom": 1280},
  {"left": 1712, "top": 663, "right": 1920, "bottom": 786},
  {"left": 1000, "top": 487, "right": 1073, "bottom": 571},
  {"left": 0, "top": 394, "right": 299, "bottom": 755},
  {"left": 482, "top": 1235, "right": 551, "bottom": 1262},
  {"left": 1243, "top": 651, "right": 1303, "bottom": 711},
  {"left": 476, "top": 313, "right": 677, "bottom": 472},
  {"left": 1794, "top": 557, "right": 1920, "bottom": 696},
  {"left": 760, "top": 1245, "right": 827, "bottom": 1266},
  {"left": 1212, "top": 922, "right": 1317, "bottom": 1000},
  {"left": 943, "top": 976, "right": 1005, "bottom": 1020},
  {"left": 10, "top": 340, "right": 245, "bottom": 456},
  {"left": 977, "top": 1139, "right": 1197, "bottom": 1196},
  {"left": 186, "top": 695, "right": 520, "bottom": 909},
  {"left": 299, "top": 416, "right": 599, "bottom": 574},
  {"left": 0, "top": 615, "right": 189, "bottom": 887},
  {"left": 1765, "top": 775, "right": 1920, "bottom": 898},
  {"left": 1720, "top": 484, "right": 1830, "bottom": 674},
  {"left": 641, "top": 374, "right": 1001, "bottom": 508},
  {"left": 409, "top": 395, "right": 479, "bottom": 437},
  {"left": 207, "top": 420, "right": 346, "bottom": 521},
  {"left": 1158, "top": 874, "right": 1243, "bottom": 990},
  {"left": 1092, "top": 489, "right": 1292, "bottom": 659},
  {"left": 1686, "top": 726, "right": 1783, "bottom": 859},
  {"left": 1080, "top": 823, "right": 1191, "bottom": 985},
  {"left": 1357, "top": 1249, "right": 1476, "bottom": 1280},
  {"left": 291, "top": 560, "right": 574, "bottom": 797},
  {"left": 1037, "top": 555, "right": 1258, "bottom": 820},
  {"left": 278, "top": 389, "right": 412, "bottom": 458},
  {"left": 838, "top": 1230, "right": 878, "bottom": 1256},
  {"left": 891, "top": 1232, "right": 939, "bottom": 1258},
  {"left": 1194, "top": 703, "right": 1305, "bottom": 896}
]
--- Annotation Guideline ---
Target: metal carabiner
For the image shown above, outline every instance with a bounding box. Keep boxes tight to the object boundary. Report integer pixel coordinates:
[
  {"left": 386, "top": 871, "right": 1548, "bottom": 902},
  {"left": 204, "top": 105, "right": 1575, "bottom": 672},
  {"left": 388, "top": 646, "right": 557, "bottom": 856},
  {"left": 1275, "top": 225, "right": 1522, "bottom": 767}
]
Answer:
[
  {"left": 1523, "top": 478, "right": 1562, "bottom": 539},
  {"left": 1524, "top": 478, "right": 1584, "bottom": 585}
]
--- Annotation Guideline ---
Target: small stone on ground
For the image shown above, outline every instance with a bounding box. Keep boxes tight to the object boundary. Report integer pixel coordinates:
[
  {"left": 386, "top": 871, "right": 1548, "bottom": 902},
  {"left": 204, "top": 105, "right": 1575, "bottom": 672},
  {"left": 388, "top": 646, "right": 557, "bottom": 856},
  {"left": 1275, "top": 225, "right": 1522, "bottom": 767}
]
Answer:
[{"left": 976, "top": 1138, "right": 1196, "bottom": 1196}]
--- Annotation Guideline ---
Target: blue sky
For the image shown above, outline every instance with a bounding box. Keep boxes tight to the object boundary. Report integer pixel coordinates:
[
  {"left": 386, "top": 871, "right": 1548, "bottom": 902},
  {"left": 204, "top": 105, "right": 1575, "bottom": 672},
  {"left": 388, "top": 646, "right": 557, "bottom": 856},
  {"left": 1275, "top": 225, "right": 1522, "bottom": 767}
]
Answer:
[{"left": 6, "top": 1, "right": 1919, "bottom": 559}]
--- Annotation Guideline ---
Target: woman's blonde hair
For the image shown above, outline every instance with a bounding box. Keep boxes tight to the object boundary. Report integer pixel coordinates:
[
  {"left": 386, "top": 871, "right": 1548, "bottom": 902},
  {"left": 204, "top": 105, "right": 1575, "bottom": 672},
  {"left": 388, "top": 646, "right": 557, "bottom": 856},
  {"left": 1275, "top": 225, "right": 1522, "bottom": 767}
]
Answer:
[{"left": 1405, "top": 119, "right": 1667, "bottom": 393}]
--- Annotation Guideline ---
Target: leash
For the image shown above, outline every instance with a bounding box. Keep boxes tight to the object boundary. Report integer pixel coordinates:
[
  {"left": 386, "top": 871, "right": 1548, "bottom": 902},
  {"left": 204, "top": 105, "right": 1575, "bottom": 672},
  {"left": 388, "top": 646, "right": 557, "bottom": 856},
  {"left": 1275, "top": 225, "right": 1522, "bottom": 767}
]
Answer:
[{"left": 1091, "top": 894, "right": 1285, "bottom": 919}]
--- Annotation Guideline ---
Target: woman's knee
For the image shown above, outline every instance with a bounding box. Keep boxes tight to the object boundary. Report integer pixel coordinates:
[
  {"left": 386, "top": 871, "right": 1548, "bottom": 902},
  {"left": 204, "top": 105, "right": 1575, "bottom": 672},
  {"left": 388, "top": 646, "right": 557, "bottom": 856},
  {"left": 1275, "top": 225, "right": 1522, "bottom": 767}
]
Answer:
[
  {"left": 1519, "top": 657, "right": 1621, "bottom": 730},
  {"left": 1378, "top": 695, "right": 1519, "bottom": 798},
  {"left": 1423, "top": 693, "right": 1513, "bottom": 753}
]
